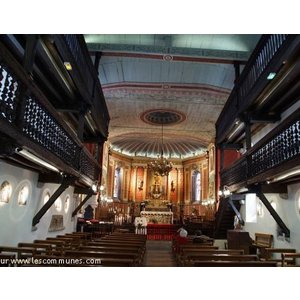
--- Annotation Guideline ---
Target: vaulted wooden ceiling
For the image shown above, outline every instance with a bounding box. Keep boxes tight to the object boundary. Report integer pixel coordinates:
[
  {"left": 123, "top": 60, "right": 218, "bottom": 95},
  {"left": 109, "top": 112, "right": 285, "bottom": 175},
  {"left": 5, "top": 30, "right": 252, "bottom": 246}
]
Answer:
[{"left": 85, "top": 34, "right": 261, "bottom": 158}]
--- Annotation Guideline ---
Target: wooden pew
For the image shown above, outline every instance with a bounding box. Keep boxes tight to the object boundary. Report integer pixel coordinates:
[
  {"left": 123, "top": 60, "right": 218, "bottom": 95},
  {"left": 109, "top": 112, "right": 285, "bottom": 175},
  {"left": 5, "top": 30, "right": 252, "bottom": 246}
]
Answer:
[
  {"left": 0, "top": 246, "right": 49, "bottom": 264},
  {"left": 252, "top": 233, "right": 273, "bottom": 258},
  {"left": 264, "top": 248, "right": 296, "bottom": 265},
  {"left": 87, "top": 241, "right": 144, "bottom": 249},
  {"left": 34, "top": 239, "right": 66, "bottom": 246},
  {"left": 46, "top": 237, "right": 79, "bottom": 249},
  {"left": 87, "top": 241, "right": 145, "bottom": 257},
  {"left": 97, "top": 237, "right": 145, "bottom": 244},
  {"left": 176, "top": 244, "right": 218, "bottom": 258},
  {"left": 34, "top": 239, "right": 67, "bottom": 254},
  {"left": 56, "top": 235, "right": 84, "bottom": 247},
  {"left": 192, "top": 261, "right": 278, "bottom": 267},
  {"left": 66, "top": 232, "right": 93, "bottom": 240},
  {"left": 172, "top": 237, "right": 214, "bottom": 254},
  {"left": 0, "top": 246, "right": 38, "bottom": 258},
  {"left": 18, "top": 243, "right": 53, "bottom": 255},
  {"left": 79, "top": 246, "right": 144, "bottom": 265},
  {"left": 106, "top": 233, "right": 147, "bottom": 241},
  {"left": 90, "top": 240, "right": 146, "bottom": 251},
  {"left": 281, "top": 253, "right": 300, "bottom": 266},
  {"left": 185, "top": 254, "right": 259, "bottom": 266},
  {"left": 179, "top": 249, "right": 246, "bottom": 266}
]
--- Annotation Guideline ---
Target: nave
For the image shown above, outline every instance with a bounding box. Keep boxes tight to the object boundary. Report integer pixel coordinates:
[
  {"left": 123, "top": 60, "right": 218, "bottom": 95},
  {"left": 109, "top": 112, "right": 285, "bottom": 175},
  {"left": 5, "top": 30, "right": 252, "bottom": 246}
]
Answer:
[
  {"left": 1, "top": 34, "right": 300, "bottom": 268},
  {"left": 1, "top": 229, "right": 299, "bottom": 267}
]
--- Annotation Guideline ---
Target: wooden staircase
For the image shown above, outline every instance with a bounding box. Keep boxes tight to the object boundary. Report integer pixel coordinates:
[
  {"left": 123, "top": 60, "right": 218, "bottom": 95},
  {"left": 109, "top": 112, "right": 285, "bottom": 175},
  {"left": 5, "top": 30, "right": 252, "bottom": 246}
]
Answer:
[{"left": 214, "top": 198, "right": 241, "bottom": 239}]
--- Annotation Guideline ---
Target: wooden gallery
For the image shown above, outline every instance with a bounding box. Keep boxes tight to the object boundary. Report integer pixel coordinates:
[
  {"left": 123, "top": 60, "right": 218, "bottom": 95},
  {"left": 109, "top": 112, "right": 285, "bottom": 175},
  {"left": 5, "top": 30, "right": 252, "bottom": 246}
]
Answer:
[{"left": 0, "top": 34, "right": 300, "bottom": 267}]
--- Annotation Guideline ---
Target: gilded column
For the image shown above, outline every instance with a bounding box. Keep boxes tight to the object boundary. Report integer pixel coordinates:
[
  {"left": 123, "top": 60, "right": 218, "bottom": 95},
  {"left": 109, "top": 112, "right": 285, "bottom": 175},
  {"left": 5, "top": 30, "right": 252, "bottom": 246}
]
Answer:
[
  {"left": 132, "top": 166, "right": 137, "bottom": 202},
  {"left": 143, "top": 166, "right": 147, "bottom": 200}
]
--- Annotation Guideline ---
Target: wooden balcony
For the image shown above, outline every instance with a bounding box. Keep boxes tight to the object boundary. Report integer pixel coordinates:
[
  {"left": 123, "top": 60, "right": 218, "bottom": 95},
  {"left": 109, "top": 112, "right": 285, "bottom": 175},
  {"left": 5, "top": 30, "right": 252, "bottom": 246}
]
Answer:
[
  {"left": 53, "top": 35, "right": 109, "bottom": 139},
  {"left": 0, "top": 38, "right": 101, "bottom": 183},
  {"left": 216, "top": 34, "right": 300, "bottom": 144},
  {"left": 220, "top": 107, "right": 300, "bottom": 191}
]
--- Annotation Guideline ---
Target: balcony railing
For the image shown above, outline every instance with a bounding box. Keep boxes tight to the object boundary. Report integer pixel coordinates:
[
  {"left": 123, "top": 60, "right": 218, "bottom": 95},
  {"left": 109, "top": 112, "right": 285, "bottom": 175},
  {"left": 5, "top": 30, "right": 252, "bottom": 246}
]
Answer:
[
  {"left": 220, "top": 108, "right": 300, "bottom": 190},
  {"left": 0, "top": 41, "right": 101, "bottom": 182},
  {"left": 216, "top": 34, "right": 294, "bottom": 144}
]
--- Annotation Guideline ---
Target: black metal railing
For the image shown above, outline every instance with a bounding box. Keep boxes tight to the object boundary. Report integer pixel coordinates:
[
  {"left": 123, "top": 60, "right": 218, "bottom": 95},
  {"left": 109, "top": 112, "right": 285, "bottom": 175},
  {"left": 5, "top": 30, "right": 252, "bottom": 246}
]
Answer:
[
  {"left": 0, "top": 44, "right": 100, "bottom": 182},
  {"left": 249, "top": 110, "right": 300, "bottom": 178},
  {"left": 221, "top": 108, "right": 300, "bottom": 189},
  {"left": 216, "top": 34, "right": 291, "bottom": 143},
  {"left": 23, "top": 94, "right": 81, "bottom": 169},
  {"left": 0, "top": 63, "right": 19, "bottom": 123}
]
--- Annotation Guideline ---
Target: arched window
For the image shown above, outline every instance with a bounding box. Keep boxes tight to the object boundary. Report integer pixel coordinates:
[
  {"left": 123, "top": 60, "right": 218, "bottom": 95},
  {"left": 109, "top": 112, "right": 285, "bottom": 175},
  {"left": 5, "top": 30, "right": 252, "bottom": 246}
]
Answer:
[
  {"left": 191, "top": 171, "right": 201, "bottom": 202},
  {"left": 113, "top": 167, "right": 121, "bottom": 199}
]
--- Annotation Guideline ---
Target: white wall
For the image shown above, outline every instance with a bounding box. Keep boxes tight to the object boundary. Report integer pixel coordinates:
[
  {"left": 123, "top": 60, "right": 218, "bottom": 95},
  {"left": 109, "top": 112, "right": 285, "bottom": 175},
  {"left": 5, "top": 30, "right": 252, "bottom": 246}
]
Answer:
[
  {"left": 0, "top": 160, "right": 78, "bottom": 246},
  {"left": 241, "top": 182, "right": 300, "bottom": 252}
]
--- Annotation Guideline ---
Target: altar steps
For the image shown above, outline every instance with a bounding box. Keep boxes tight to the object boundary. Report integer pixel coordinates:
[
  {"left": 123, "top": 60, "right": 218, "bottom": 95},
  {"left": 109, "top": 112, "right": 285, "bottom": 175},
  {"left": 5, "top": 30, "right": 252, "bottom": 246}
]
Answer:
[{"left": 143, "top": 240, "right": 176, "bottom": 267}]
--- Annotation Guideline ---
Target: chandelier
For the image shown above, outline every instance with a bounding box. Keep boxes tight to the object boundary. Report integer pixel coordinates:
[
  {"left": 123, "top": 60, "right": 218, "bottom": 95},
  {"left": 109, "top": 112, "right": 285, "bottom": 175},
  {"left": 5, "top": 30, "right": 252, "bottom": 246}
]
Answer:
[{"left": 147, "top": 122, "right": 173, "bottom": 176}]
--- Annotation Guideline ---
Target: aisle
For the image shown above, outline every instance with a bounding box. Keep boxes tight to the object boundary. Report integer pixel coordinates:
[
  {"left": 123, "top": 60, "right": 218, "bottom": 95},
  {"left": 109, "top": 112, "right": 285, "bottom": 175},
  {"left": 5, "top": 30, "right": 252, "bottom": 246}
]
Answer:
[{"left": 143, "top": 240, "right": 176, "bottom": 267}]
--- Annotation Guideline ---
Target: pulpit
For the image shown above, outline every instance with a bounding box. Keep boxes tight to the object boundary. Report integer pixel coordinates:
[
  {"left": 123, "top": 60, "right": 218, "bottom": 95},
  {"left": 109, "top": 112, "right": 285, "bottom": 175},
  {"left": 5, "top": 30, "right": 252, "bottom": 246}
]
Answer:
[{"left": 227, "top": 230, "right": 252, "bottom": 254}]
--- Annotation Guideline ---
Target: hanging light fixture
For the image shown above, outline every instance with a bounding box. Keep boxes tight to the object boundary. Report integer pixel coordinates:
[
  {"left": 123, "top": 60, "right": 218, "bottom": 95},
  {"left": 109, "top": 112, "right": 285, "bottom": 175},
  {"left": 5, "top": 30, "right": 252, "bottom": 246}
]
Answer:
[{"left": 147, "top": 122, "right": 173, "bottom": 176}]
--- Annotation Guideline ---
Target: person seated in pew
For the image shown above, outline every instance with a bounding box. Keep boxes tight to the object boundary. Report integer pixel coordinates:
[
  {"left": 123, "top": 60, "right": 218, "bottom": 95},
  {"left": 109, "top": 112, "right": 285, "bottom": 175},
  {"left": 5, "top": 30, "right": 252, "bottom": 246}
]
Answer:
[
  {"left": 177, "top": 226, "right": 188, "bottom": 237},
  {"left": 192, "top": 230, "right": 211, "bottom": 244},
  {"left": 174, "top": 226, "right": 188, "bottom": 253}
]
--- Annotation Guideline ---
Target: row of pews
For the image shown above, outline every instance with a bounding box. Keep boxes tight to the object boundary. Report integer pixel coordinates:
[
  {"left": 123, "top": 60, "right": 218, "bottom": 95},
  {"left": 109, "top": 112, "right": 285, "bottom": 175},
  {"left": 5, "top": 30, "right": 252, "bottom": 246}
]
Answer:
[
  {"left": 172, "top": 237, "right": 300, "bottom": 267},
  {"left": 0, "top": 232, "right": 146, "bottom": 267}
]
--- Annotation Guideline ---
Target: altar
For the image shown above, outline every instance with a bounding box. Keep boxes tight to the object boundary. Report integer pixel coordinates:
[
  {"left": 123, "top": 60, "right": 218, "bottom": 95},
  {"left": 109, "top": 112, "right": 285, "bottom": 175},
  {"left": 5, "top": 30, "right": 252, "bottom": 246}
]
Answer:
[{"left": 140, "top": 211, "right": 173, "bottom": 224}]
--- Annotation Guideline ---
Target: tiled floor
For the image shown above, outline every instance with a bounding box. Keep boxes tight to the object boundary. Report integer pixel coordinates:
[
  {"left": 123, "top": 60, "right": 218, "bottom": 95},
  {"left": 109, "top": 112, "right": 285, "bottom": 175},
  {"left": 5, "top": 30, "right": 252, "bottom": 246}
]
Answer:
[{"left": 143, "top": 240, "right": 176, "bottom": 267}]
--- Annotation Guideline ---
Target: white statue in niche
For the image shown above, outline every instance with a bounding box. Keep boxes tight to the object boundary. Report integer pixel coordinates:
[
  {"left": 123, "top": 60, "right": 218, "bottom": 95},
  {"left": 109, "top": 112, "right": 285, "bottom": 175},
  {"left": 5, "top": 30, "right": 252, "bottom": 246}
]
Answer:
[
  {"left": 0, "top": 181, "right": 12, "bottom": 203},
  {"left": 64, "top": 196, "right": 70, "bottom": 213},
  {"left": 18, "top": 185, "right": 29, "bottom": 205}
]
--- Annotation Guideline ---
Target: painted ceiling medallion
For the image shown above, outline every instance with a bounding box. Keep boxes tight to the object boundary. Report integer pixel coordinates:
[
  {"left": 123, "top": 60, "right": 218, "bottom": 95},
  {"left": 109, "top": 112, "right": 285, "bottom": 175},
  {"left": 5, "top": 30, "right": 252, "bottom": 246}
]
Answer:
[
  {"left": 140, "top": 109, "right": 186, "bottom": 126},
  {"left": 163, "top": 54, "right": 173, "bottom": 61}
]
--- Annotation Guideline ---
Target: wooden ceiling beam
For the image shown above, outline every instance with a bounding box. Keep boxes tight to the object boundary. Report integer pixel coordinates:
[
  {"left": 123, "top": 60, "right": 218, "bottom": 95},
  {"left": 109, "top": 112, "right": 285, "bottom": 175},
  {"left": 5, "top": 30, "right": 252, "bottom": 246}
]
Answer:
[
  {"left": 220, "top": 143, "right": 243, "bottom": 150},
  {"left": 249, "top": 113, "right": 281, "bottom": 123},
  {"left": 32, "top": 176, "right": 76, "bottom": 228},
  {"left": 23, "top": 35, "right": 39, "bottom": 74},
  {"left": 72, "top": 189, "right": 95, "bottom": 217}
]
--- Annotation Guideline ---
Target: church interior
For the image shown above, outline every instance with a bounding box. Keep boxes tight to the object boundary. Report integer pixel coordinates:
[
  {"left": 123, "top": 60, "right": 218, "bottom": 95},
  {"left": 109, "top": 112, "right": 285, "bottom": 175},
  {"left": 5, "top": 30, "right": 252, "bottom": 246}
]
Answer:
[{"left": 0, "top": 33, "right": 300, "bottom": 270}]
